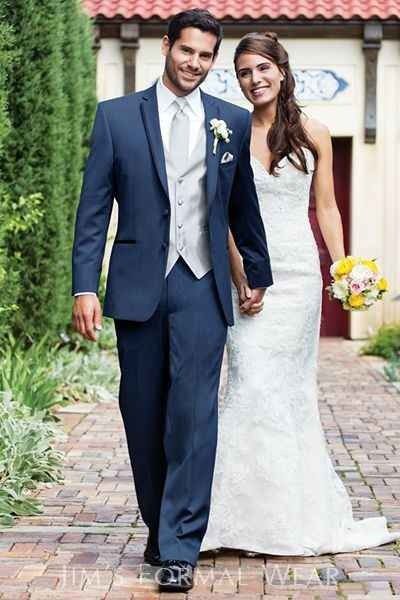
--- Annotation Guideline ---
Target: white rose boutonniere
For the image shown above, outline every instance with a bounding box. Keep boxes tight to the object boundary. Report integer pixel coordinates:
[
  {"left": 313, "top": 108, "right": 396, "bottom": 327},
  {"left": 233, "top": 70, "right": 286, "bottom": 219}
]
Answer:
[{"left": 210, "top": 118, "right": 232, "bottom": 155}]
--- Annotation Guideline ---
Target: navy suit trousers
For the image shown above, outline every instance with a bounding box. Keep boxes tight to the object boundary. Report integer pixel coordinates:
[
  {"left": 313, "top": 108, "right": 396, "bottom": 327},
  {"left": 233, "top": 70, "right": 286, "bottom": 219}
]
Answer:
[{"left": 114, "top": 258, "right": 227, "bottom": 565}]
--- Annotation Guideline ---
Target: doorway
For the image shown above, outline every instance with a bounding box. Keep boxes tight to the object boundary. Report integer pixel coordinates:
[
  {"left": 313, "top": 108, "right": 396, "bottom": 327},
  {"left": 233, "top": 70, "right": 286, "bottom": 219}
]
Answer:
[{"left": 309, "top": 137, "right": 352, "bottom": 337}]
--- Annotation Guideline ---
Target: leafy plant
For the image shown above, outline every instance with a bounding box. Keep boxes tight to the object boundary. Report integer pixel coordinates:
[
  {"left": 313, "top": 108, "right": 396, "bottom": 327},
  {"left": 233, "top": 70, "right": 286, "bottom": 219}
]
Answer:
[
  {"left": 0, "top": 391, "right": 64, "bottom": 527},
  {"left": 384, "top": 357, "right": 400, "bottom": 383},
  {"left": 0, "top": 335, "right": 62, "bottom": 416},
  {"left": 53, "top": 343, "right": 119, "bottom": 404},
  {"left": 361, "top": 324, "right": 400, "bottom": 361}
]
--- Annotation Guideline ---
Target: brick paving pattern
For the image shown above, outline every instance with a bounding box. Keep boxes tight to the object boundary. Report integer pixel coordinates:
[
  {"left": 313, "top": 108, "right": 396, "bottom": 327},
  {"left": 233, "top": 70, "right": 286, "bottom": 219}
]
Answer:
[{"left": 1, "top": 338, "right": 400, "bottom": 599}]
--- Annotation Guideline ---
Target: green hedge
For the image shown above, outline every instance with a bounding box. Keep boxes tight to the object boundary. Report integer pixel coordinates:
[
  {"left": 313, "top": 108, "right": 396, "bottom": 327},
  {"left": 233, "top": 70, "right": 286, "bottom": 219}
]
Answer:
[
  {"left": 0, "top": 0, "right": 96, "bottom": 342},
  {"left": 0, "top": 17, "right": 17, "bottom": 335}
]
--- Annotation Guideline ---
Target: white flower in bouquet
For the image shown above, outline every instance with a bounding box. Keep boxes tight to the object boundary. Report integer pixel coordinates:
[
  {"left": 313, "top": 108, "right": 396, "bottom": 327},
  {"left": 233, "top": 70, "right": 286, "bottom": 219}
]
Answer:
[
  {"left": 350, "top": 264, "right": 375, "bottom": 283},
  {"left": 332, "top": 279, "right": 349, "bottom": 301},
  {"left": 364, "top": 287, "right": 380, "bottom": 306}
]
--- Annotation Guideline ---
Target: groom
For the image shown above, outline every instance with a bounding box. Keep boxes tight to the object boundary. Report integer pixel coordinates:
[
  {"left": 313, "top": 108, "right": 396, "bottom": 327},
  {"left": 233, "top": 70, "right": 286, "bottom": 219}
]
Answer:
[{"left": 72, "top": 9, "right": 272, "bottom": 591}]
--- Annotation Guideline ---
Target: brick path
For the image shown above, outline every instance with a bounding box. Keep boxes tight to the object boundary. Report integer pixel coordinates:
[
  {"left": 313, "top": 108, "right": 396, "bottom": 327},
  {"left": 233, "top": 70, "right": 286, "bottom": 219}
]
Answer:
[{"left": 1, "top": 339, "right": 400, "bottom": 599}]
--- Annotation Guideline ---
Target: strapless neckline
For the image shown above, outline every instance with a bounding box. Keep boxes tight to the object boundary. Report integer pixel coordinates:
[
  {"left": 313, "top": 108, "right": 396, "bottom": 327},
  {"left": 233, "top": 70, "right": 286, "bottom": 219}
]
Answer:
[
  {"left": 251, "top": 148, "right": 314, "bottom": 175},
  {"left": 250, "top": 154, "right": 285, "bottom": 173}
]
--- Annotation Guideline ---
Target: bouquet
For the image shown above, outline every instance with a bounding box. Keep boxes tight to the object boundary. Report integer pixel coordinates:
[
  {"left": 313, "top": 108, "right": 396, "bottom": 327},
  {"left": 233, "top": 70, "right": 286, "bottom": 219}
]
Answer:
[{"left": 327, "top": 256, "right": 389, "bottom": 311}]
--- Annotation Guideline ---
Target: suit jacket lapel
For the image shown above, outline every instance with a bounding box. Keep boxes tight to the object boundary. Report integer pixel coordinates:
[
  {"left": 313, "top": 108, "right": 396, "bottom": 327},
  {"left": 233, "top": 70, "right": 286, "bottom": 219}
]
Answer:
[
  {"left": 140, "top": 84, "right": 169, "bottom": 200},
  {"left": 202, "top": 92, "right": 221, "bottom": 208}
]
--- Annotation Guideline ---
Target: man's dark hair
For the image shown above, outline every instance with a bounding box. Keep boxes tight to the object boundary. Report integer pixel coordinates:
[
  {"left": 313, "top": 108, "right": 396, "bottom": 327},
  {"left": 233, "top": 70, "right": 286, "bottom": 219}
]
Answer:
[{"left": 167, "top": 9, "right": 222, "bottom": 56}]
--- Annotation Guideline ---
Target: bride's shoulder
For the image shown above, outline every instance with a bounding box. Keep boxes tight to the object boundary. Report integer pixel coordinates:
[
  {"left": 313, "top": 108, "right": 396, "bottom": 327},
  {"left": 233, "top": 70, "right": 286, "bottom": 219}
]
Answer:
[
  {"left": 301, "top": 115, "right": 330, "bottom": 139},
  {"left": 301, "top": 115, "right": 332, "bottom": 154}
]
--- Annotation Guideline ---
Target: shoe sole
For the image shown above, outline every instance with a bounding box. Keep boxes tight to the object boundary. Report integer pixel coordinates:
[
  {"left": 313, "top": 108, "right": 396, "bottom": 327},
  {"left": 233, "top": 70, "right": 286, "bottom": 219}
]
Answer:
[{"left": 158, "top": 583, "right": 193, "bottom": 593}]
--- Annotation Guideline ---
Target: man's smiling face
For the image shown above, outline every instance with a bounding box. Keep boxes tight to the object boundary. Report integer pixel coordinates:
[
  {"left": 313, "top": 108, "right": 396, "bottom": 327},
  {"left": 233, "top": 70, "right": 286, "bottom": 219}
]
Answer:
[{"left": 162, "top": 26, "right": 218, "bottom": 96}]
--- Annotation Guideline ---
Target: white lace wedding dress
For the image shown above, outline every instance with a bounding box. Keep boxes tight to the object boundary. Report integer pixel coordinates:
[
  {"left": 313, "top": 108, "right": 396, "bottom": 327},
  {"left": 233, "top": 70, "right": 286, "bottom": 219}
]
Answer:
[{"left": 201, "top": 148, "right": 398, "bottom": 556}]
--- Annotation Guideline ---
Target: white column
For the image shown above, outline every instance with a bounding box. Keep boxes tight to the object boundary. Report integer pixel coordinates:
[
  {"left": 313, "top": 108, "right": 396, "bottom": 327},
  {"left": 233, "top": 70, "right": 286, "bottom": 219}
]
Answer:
[{"left": 96, "top": 39, "right": 124, "bottom": 101}]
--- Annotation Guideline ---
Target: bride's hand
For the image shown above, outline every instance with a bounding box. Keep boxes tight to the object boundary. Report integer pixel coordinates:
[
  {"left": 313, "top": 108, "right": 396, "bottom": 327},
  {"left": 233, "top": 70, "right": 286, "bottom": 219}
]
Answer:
[
  {"left": 233, "top": 273, "right": 263, "bottom": 316},
  {"left": 242, "top": 288, "right": 265, "bottom": 316},
  {"left": 233, "top": 271, "right": 265, "bottom": 316}
]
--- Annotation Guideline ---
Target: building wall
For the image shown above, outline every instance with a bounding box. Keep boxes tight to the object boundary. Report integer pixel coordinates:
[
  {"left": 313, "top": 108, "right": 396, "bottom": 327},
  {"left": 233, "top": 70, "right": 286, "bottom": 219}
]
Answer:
[{"left": 96, "top": 35, "right": 400, "bottom": 338}]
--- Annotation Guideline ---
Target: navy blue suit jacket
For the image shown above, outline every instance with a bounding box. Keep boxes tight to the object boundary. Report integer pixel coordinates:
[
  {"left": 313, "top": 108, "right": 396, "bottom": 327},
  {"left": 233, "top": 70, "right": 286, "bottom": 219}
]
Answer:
[{"left": 72, "top": 83, "right": 273, "bottom": 326}]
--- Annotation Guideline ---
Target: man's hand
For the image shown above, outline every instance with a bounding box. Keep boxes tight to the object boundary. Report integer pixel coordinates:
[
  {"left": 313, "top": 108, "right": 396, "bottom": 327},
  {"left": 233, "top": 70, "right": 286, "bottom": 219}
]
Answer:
[
  {"left": 233, "top": 271, "right": 252, "bottom": 305},
  {"left": 72, "top": 295, "right": 102, "bottom": 341},
  {"left": 239, "top": 287, "right": 266, "bottom": 316}
]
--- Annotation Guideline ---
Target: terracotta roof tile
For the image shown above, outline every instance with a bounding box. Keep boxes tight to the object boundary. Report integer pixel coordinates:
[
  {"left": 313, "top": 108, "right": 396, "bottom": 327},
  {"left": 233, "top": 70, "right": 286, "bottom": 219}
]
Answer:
[{"left": 82, "top": 1, "right": 400, "bottom": 21}]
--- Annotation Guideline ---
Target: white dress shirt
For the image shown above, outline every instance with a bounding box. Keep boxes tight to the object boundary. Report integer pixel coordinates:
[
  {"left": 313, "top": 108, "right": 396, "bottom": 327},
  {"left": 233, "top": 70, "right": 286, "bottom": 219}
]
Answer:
[
  {"left": 157, "top": 77, "right": 205, "bottom": 157},
  {"left": 75, "top": 78, "right": 205, "bottom": 297}
]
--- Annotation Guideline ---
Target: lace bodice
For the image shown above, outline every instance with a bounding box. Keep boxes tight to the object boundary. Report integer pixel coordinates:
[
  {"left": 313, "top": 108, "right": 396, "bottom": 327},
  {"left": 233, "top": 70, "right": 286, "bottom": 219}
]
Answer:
[{"left": 250, "top": 148, "right": 319, "bottom": 266}]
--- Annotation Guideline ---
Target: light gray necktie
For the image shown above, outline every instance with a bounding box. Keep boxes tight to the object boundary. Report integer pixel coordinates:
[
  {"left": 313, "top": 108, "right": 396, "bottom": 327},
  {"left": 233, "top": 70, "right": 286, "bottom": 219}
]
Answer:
[{"left": 169, "top": 99, "right": 189, "bottom": 175}]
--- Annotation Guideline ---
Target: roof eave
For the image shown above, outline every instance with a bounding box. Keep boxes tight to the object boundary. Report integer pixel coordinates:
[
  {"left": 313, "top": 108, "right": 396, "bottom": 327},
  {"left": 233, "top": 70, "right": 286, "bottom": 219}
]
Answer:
[{"left": 93, "top": 16, "right": 400, "bottom": 40}]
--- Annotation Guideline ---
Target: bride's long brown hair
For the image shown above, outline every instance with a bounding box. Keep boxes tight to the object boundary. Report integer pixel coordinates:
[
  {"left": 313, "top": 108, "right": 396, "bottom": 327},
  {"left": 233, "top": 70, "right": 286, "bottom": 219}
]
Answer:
[{"left": 234, "top": 32, "right": 318, "bottom": 176}]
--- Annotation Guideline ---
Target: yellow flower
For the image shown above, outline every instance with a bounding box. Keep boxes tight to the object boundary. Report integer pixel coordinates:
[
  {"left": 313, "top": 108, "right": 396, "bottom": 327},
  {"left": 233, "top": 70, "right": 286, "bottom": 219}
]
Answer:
[
  {"left": 348, "top": 293, "right": 365, "bottom": 309},
  {"left": 348, "top": 255, "right": 358, "bottom": 266},
  {"left": 362, "top": 259, "right": 379, "bottom": 273},
  {"left": 335, "top": 257, "right": 355, "bottom": 277},
  {"left": 377, "top": 277, "right": 389, "bottom": 292}
]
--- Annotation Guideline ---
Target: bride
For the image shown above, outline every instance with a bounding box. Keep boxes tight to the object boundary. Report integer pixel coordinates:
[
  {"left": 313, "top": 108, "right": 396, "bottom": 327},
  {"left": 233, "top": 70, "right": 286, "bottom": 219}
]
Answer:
[{"left": 201, "top": 32, "right": 399, "bottom": 555}]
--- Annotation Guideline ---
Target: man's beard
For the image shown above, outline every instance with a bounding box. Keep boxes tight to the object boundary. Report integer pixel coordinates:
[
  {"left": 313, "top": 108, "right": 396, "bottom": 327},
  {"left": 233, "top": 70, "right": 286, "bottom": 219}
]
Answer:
[{"left": 165, "top": 54, "right": 209, "bottom": 94}]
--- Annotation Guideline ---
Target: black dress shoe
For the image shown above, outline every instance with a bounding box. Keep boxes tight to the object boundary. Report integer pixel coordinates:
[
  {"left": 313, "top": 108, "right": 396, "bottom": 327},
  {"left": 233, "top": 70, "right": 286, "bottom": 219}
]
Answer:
[
  {"left": 143, "top": 538, "right": 162, "bottom": 566},
  {"left": 158, "top": 559, "right": 194, "bottom": 592}
]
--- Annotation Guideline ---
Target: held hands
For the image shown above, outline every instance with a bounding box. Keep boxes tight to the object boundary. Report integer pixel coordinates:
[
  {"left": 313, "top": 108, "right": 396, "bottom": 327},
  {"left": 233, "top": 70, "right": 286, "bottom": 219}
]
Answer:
[
  {"left": 72, "top": 295, "right": 103, "bottom": 341},
  {"left": 233, "top": 271, "right": 266, "bottom": 316}
]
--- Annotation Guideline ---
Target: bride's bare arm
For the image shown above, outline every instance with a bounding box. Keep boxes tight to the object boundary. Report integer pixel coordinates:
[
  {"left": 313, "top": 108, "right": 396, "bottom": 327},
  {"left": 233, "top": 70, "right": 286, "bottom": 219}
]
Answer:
[{"left": 306, "top": 118, "right": 346, "bottom": 262}]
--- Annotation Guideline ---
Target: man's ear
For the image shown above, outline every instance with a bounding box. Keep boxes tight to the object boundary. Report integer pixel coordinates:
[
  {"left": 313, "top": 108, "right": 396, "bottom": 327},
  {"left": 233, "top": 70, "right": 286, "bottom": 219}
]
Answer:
[{"left": 161, "top": 35, "right": 171, "bottom": 57}]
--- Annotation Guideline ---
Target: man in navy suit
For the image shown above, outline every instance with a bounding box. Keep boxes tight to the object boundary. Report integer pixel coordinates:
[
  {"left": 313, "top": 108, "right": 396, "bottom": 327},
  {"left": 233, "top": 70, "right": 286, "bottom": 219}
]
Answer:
[{"left": 72, "top": 9, "right": 272, "bottom": 591}]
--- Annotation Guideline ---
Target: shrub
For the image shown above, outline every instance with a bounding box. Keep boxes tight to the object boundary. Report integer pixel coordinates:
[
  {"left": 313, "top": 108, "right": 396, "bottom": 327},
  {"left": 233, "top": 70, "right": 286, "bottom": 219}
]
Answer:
[
  {"left": 61, "top": 0, "right": 96, "bottom": 320},
  {"left": 0, "top": 336, "right": 61, "bottom": 416},
  {"left": 0, "top": 0, "right": 96, "bottom": 341},
  {"left": 361, "top": 324, "right": 400, "bottom": 360},
  {"left": 0, "top": 18, "right": 14, "bottom": 154},
  {"left": 0, "top": 193, "right": 44, "bottom": 340},
  {"left": 53, "top": 344, "right": 119, "bottom": 404},
  {"left": 384, "top": 357, "right": 400, "bottom": 383},
  {"left": 0, "top": 391, "right": 64, "bottom": 527},
  {"left": 0, "top": 0, "right": 69, "bottom": 340},
  {"left": 0, "top": 14, "right": 18, "bottom": 335}
]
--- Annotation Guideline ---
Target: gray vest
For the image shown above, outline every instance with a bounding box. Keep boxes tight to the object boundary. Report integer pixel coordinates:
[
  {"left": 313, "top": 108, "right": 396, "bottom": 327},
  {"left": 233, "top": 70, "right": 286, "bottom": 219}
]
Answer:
[{"left": 164, "top": 124, "right": 212, "bottom": 279}]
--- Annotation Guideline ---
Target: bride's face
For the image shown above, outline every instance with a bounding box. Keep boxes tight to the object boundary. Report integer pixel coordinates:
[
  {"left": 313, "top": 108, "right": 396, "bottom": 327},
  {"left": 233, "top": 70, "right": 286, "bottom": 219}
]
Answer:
[{"left": 236, "top": 52, "right": 284, "bottom": 107}]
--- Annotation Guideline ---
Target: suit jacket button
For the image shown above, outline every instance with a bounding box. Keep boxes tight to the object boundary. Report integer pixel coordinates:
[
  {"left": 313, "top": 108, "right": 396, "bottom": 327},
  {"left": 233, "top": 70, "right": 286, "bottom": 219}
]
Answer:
[
  {"left": 163, "top": 209, "right": 170, "bottom": 216},
  {"left": 162, "top": 242, "right": 168, "bottom": 249}
]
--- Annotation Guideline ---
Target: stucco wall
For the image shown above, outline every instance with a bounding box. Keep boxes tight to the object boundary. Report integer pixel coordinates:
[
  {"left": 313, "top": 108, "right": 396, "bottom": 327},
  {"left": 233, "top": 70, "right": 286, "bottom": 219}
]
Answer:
[{"left": 96, "top": 35, "right": 400, "bottom": 338}]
